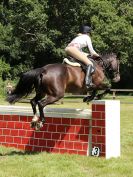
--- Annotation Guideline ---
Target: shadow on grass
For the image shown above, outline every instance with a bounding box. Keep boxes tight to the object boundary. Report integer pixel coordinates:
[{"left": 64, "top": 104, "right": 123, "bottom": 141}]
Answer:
[{"left": 0, "top": 150, "right": 42, "bottom": 156}]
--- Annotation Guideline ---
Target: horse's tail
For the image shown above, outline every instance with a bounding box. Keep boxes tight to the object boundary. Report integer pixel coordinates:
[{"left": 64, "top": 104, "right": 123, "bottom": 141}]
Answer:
[{"left": 6, "top": 68, "right": 43, "bottom": 104}]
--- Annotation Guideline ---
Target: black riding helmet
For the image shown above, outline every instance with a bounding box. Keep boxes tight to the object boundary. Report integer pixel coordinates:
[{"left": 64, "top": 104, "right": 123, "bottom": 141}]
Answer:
[{"left": 80, "top": 25, "right": 92, "bottom": 34}]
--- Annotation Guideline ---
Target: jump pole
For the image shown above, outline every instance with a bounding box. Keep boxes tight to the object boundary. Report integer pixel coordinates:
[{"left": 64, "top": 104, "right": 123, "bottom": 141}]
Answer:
[{"left": 0, "top": 100, "right": 120, "bottom": 159}]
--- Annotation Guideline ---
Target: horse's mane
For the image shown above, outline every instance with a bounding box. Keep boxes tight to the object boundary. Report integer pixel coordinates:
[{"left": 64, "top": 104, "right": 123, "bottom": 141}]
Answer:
[{"left": 100, "top": 53, "right": 117, "bottom": 61}]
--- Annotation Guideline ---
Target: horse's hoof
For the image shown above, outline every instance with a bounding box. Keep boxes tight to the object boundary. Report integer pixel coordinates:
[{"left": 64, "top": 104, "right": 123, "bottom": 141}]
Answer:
[
  {"left": 83, "top": 96, "right": 88, "bottom": 102},
  {"left": 35, "top": 121, "right": 43, "bottom": 131},
  {"left": 83, "top": 96, "right": 92, "bottom": 103},
  {"left": 30, "top": 121, "right": 37, "bottom": 128}
]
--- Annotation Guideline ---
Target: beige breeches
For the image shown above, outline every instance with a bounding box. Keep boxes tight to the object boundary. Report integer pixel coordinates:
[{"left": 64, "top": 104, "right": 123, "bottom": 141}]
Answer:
[{"left": 65, "top": 46, "right": 93, "bottom": 65}]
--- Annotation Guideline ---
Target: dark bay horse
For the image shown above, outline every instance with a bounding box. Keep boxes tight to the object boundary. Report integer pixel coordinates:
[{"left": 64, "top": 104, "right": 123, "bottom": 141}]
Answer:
[{"left": 6, "top": 53, "right": 120, "bottom": 130}]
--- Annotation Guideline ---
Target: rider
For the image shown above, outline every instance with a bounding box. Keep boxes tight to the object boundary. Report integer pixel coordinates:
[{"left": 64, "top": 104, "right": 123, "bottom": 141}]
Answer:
[{"left": 65, "top": 25, "right": 99, "bottom": 88}]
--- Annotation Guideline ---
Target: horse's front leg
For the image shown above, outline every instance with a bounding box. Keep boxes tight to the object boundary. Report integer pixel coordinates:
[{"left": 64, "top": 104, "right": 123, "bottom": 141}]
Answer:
[
  {"left": 95, "top": 88, "right": 111, "bottom": 100},
  {"left": 83, "top": 90, "right": 97, "bottom": 103}
]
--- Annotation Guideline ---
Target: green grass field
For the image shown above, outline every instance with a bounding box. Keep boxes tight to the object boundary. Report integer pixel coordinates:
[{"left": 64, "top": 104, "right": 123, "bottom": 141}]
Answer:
[{"left": 0, "top": 96, "right": 133, "bottom": 177}]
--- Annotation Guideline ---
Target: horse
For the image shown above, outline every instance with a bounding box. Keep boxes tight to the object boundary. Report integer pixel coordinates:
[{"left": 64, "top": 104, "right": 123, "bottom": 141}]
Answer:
[{"left": 6, "top": 53, "right": 120, "bottom": 130}]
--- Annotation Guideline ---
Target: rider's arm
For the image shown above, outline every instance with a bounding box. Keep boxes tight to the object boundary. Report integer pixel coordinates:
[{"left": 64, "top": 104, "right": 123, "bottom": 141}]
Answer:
[{"left": 86, "top": 36, "right": 99, "bottom": 57}]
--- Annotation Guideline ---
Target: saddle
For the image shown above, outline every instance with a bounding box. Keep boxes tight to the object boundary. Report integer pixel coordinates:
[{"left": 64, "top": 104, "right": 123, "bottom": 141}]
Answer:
[{"left": 63, "top": 56, "right": 96, "bottom": 71}]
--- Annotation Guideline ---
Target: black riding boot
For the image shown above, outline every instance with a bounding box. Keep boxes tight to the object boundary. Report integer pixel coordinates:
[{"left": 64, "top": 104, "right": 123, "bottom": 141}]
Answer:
[{"left": 85, "top": 65, "right": 95, "bottom": 88}]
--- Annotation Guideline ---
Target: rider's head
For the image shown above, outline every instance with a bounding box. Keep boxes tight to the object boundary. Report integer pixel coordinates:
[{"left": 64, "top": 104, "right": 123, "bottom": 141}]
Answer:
[{"left": 80, "top": 25, "right": 92, "bottom": 34}]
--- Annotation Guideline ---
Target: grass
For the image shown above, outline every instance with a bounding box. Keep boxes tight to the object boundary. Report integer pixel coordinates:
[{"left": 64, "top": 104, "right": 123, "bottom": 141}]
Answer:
[{"left": 0, "top": 95, "right": 133, "bottom": 177}]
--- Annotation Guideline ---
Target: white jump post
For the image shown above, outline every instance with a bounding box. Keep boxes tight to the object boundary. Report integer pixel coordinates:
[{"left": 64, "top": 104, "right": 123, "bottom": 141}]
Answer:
[{"left": 91, "top": 100, "right": 120, "bottom": 159}]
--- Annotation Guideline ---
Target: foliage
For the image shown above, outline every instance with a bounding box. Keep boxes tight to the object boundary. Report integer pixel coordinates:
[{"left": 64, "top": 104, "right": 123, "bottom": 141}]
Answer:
[{"left": 0, "top": 0, "right": 133, "bottom": 88}]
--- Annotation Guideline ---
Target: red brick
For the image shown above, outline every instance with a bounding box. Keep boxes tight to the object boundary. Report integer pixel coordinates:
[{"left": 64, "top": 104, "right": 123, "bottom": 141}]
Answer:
[
  {"left": 80, "top": 135, "right": 89, "bottom": 142},
  {"left": 40, "top": 124, "right": 48, "bottom": 131},
  {"left": 7, "top": 122, "right": 15, "bottom": 129},
  {"left": 68, "top": 149, "right": 78, "bottom": 154},
  {"left": 18, "top": 144, "right": 25, "bottom": 150},
  {"left": 92, "top": 135, "right": 97, "bottom": 143},
  {"left": 29, "top": 138, "right": 34, "bottom": 145},
  {"left": 47, "top": 140, "right": 55, "bottom": 147},
  {"left": 92, "top": 120, "right": 96, "bottom": 126},
  {"left": 95, "top": 120, "right": 105, "bottom": 127},
  {"left": 96, "top": 136, "right": 105, "bottom": 143},
  {"left": 92, "top": 104, "right": 96, "bottom": 111},
  {"left": 20, "top": 115, "right": 27, "bottom": 122},
  {"left": 52, "top": 133, "right": 60, "bottom": 140},
  {"left": 92, "top": 127, "right": 102, "bottom": 135},
  {"left": 14, "top": 137, "right": 22, "bottom": 144},
  {"left": 69, "top": 134, "right": 79, "bottom": 141},
  {"left": 84, "top": 127, "right": 89, "bottom": 134},
  {"left": 74, "top": 142, "right": 83, "bottom": 150},
  {"left": 0, "top": 129, "right": 3, "bottom": 135},
  {"left": 51, "top": 148, "right": 60, "bottom": 153},
  {"left": 8, "top": 143, "right": 18, "bottom": 149},
  {"left": 62, "top": 118, "right": 70, "bottom": 125},
  {"left": 0, "top": 122, "right": 7, "bottom": 128},
  {"left": 45, "top": 117, "right": 53, "bottom": 124},
  {"left": 60, "top": 133, "right": 69, "bottom": 141},
  {"left": 0, "top": 115, "right": 3, "bottom": 120},
  {"left": 82, "top": 143, "right": 88, "bottom": 151},
  {"left": 15, "top": 122, "right": 23, "bottom": 129},
  {"left": 34, "top": 131, "right": 43, "bottom": 139},
  {"left": 43, "top": 132, "right": 52, "bottom": 139},
  {"left": 100, "top": 152, "right": 105, "bottom": 157},
  {"left": 33, "top": 146, "right": 42, "bottom": 152},
  {"left": 21, "top": 137, "right": 30, "bottom": 145},
  {"left": 26, "top": 130, "right": 34, "bottom": 137},
  {"left": 102, "top": 128, "right": 105, "bottom": 135},
  {"left": 77, "top": 126, "right": 85, "bottom": 134},
  {"left": 4, "top": 115, "right": 12, "bottom": 121},
  {"left": 42, "top": 147, "right": 51, "bottom": 152},
  {"left": 48, "top": 124, "right": 56, "bottom": 132},
  {"left": 75, "top": 126, "right": 82, "bottom": 133},
  {"left": 57, "top": 125, "right": 66, "bottom": 133},
  {"left": 81, "top": 119, "right": 89, "bottom": 126},
  {"left": 67, "top": 126, "right": 76, "bottom": 133},
  {"left": 59, "top": 149, "right": 68, "bottom": 154},
  {"left": 33, "top": 139, "right": 39, "bottom": 146},
  {"left": 71, "top": 119, "right": 81, "bottom": 125},
  {"left": 3, "top": 129, "right": 10, "bottom": 135},
  {"left": 55, "top": 140, "right": 65, "bottom": 148},
  {"left": 53, "top": 118, "right": 62, "bottom": 124},
  {"left": 65, "top": 141, "right": 74, "bottom": 149},
  {"left": 23, "top": 123, "right": 31, "bottom": 130},
  {"left": 27, "top": 116, "right": 33, "bottom": 122},
  {"left": 92, "top": 112, "right": 102, "bottom": 119},
  {"left": 101, "top": 144, "right": 106, "bottom": 153},
  {"left": 19, "top": 130, "right": 26, "bottom": 137},
  {"left": 10, "top": 129, "right": 19, "bottom": 136},
  {"left": 6, "top": 136, "right": 13, "bottom": 143},
  {"left": 96, "top": 105, "right": 105, "bottom": 112},
  {"left": 11, "top": 115, "right": 20, "bottom": 121},
  {"left": 101, "top": 112, "right": 105, "bottom": 119},
  {"left": 77, "top": 150, "right": 87, "bottom": 156},
  {"left": 25, "top": 145, "right": 33, "bottom": 151},
  {"left": 0, "top": 136, "right": 6, "bottom": 142},
  {"left": 38, "top": 139, "right": 47, "bottom": 146}
]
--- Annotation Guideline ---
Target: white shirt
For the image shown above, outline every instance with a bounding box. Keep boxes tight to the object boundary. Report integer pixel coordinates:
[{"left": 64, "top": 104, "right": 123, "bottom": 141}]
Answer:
[{"left": 68, "top": 34, "right": 98, "bottom": 56}]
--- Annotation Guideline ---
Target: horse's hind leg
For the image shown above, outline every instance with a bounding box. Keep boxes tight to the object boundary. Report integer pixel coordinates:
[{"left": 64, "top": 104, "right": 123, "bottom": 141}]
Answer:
[
  {"left": 37, "top": 94, "right": 63, "bottom": 130},
  {"left": 30, "top": 94, "right": 43, "bottom": 128}
]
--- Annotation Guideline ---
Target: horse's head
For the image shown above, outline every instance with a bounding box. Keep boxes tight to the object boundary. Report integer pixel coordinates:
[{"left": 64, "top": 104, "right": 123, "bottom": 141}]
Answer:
[{"left": 100, "top": 53, "right": 120, "bottom": 83}]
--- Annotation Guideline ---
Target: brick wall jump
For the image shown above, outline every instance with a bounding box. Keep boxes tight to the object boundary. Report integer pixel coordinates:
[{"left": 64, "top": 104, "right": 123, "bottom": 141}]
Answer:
[{"left": 0, "top": 100, "right": 120, "bottom": 159}]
